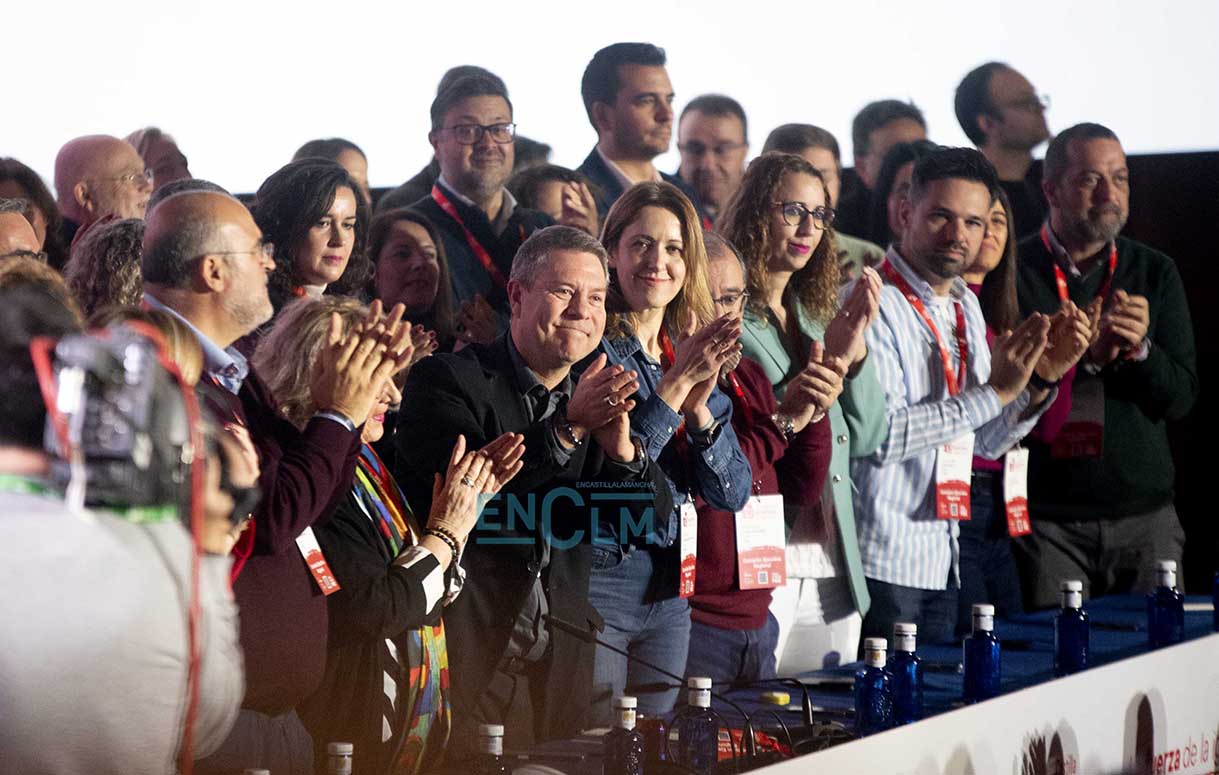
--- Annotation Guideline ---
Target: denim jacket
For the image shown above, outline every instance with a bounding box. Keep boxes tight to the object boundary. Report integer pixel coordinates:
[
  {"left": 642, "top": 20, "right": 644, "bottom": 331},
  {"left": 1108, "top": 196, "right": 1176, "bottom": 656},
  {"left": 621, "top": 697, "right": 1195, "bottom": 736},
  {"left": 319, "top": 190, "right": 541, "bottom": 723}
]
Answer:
[{"left": 599, "top": 334, "right": 753, "bottom": 548}]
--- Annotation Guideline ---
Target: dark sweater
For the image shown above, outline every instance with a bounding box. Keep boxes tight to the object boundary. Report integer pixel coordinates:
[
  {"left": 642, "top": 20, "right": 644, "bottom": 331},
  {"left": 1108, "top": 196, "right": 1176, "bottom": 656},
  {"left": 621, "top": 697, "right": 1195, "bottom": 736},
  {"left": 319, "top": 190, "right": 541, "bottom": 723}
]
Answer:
[
  {"left": 230, "top": 371, "right": 363, "bottom": 714},
  {"left": 1016, "top": 234, "right": 1198, "bottom": 521},
  {"left": 690, "top": 358, "right": 832, "bottom": 631}
]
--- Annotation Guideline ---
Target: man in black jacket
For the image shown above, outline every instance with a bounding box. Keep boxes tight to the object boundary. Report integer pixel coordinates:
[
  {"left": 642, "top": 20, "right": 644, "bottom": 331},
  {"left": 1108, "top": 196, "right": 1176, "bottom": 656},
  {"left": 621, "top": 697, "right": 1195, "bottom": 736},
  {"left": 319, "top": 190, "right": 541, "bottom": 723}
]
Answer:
[
  {"left": 395, "top": 226, "right": 673, "bottom": 757},
  {"left": 1014, "top": 123, "right": 1197, "bottom": 608},
  {"left": 576, "top": 42, "right": 704, "bottom": 220},
  {"left": 410, "top": 73, "right": 553, "bottom": 333}
]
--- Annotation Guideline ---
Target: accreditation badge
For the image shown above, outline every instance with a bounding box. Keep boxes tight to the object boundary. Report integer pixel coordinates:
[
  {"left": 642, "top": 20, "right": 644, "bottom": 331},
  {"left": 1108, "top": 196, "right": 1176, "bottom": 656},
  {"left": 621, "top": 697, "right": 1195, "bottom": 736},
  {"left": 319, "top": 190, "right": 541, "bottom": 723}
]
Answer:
[
  {"left": 296, "top": 526, "right": 341, "bottom": 596},
  {"left": 735, "top": 494, "right": 787, "bottom": 590},
  {"left": 679, "top": 501, "right": 698, "bottom": 598},
  {"left": 1003, "top": 447, "right": 1032, "bottom": 537},
  {"left": 935, "top": 433, "right": 975, "bottom": 520}
]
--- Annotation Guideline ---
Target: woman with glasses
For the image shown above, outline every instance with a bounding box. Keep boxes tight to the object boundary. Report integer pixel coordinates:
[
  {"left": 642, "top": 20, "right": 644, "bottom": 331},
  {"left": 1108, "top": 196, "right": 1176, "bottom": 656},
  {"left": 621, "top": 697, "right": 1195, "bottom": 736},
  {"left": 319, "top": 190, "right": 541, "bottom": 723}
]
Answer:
[
  {"left": 251, "top": 158, "right": 373, "bottom": 319},
  {"left": 589, "top": 181, "right": 752, "bottom": 723},
  {"left": 684, "top": 230, "right": 839, "bottom": 684},
  {"left": 719, "top": 152, "right": 888, "bottom": 673},
  {"left": 256, "top": 295, "right": 525, "bottom": 775}
]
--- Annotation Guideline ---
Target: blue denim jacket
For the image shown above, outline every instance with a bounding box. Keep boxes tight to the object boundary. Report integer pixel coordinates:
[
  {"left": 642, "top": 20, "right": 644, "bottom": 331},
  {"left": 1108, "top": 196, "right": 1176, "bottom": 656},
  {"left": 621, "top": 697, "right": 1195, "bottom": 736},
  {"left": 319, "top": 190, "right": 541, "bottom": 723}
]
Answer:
[{"left": 599, "top": 334, "right": 752, "bottom": 548}]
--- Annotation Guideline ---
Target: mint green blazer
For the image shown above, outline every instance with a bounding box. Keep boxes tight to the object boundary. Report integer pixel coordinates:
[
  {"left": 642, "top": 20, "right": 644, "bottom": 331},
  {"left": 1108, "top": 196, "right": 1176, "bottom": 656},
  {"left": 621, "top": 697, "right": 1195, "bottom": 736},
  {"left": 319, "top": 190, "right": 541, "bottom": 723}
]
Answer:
[{"left": 741, "top": 304, "right": 888, "bottom": 615}]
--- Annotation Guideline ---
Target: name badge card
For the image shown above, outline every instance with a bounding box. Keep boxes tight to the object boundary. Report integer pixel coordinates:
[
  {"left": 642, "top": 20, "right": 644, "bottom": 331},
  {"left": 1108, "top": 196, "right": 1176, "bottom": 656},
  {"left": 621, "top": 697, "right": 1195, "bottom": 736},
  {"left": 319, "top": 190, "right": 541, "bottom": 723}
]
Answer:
[
  {"left": 936, "top": 432, "right": 974, "bottom": 520},
  {"left": 296, "top": 526, "right": 341, "bottom": 596},
  {"left": 679, "top": 501, "right": 698, "bottom": 598},
  {"left": 735, "top": 494, "right": 787, "bottom": 590},
  {"left": 1052, "top": 376, "right": 1104, "bottom": 459},
  {"left": 1003, "top": 447, "right": 1032, "bottom": 537}
]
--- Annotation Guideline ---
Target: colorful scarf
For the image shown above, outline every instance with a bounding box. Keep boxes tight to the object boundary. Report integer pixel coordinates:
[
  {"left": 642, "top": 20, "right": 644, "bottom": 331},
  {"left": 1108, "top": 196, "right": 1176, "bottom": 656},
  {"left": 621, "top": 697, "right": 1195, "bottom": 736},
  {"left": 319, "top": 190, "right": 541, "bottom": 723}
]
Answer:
[{"left": 355, "top": 445, "right": 451, "bottom": 774}]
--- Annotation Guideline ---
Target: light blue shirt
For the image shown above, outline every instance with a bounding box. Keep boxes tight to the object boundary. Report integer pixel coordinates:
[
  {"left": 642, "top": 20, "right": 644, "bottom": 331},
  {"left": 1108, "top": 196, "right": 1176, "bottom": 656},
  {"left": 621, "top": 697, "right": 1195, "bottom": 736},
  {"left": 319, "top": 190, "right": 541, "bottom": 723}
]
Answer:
[
  {"left": 851, "top": 248, "right": 1053, "bottom": 590},
  {"left": 142, "top": 292, "right": 249, "bottom": 395}
]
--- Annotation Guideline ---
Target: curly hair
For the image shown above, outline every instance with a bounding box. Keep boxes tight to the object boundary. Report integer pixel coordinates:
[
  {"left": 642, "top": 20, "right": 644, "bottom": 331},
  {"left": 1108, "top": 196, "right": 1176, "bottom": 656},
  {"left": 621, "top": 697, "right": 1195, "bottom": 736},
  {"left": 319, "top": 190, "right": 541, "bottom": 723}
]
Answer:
[
  {"left": 252, "top": 158, "right": 372, "bottom": 312},
  {"left": 718, "top": 153, "right": 840, "bottom": 326},
  {"left": 252, "top": 295, "right": 366, "bottom": 429},
  {"left": 64, "top": 217, "right": 145, "bottom": 318},
  {"left": 600, "top": 181, "right": 714, "bottom": 340}
]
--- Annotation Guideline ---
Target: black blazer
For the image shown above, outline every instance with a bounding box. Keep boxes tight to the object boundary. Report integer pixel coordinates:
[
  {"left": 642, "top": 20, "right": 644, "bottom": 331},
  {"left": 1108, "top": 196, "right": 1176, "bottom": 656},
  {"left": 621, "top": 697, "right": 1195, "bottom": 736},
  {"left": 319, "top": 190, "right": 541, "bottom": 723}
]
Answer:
[
  {"left": 394, "top": 335, "right": 674, "bottom": 743},
  {"left": 576, "top": 146, "right": 707, "bottom": 221}
]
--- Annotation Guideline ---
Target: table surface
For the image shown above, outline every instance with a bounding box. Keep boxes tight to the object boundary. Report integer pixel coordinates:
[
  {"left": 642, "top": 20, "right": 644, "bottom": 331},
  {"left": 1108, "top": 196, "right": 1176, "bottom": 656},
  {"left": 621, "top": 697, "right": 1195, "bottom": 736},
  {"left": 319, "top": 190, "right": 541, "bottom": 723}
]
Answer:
[{"left": 514, "top": 595, "right": 1216, "bottom": 773}]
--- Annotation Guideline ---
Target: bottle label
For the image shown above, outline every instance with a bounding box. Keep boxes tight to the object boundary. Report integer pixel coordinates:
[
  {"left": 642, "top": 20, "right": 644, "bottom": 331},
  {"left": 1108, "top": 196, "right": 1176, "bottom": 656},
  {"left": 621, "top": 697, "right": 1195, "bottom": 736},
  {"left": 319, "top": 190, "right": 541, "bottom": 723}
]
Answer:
[
  {"left": 617, "top": 708, "right": 637, "bottom": 730},
  {"left": 896, "top": 634, "right": 916, "bottom": 653}
]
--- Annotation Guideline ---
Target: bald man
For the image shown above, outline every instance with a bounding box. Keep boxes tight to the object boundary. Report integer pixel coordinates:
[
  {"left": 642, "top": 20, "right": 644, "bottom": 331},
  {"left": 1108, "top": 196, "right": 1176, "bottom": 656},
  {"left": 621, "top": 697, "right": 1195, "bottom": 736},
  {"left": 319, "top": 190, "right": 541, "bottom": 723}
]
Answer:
[
  {"left": 54, "top": 135, "right": 153, "bottom": 244},
  {"left": 143, "top": 191, "right": 407, "bottom": 775},
  {"left": 0, "top": 199, "right": 41, "bottom": 260}
]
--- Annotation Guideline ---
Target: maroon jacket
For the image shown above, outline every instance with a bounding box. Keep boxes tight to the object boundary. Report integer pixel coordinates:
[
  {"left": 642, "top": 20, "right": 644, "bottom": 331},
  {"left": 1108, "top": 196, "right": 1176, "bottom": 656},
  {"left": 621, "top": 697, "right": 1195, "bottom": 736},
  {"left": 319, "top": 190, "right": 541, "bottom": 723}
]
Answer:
[
  {"left": 203, "top": 370, "right": 362, "bottom": 714},
  {"left": 690, "top": 357, "right": 832, "bottom": 631}
]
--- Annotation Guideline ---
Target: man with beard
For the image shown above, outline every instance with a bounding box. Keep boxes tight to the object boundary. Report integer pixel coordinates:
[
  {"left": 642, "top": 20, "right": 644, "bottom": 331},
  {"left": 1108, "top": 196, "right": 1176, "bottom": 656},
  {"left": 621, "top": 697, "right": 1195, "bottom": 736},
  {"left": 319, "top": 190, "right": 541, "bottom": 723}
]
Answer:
[
  {"left": 411, "top": 74, "right": 553, "bottom": 328},
  {"left": 1014, "top": 123, "right": 1197, "bottom": 609},
  {"left": 955, "top": 62, "right": 1052, "bottom": 237},
  {"left": 675, "top": 95, "right": 749, "bottom": 224},
  {"left": 143, "top": 191, "right": 411, "bottom": 773},
  {"left": 851, "top": 148, "right": 1087, "bottom": 644},
  {"left": 577, "top": 42, "right": 704, "bottom": 219}
]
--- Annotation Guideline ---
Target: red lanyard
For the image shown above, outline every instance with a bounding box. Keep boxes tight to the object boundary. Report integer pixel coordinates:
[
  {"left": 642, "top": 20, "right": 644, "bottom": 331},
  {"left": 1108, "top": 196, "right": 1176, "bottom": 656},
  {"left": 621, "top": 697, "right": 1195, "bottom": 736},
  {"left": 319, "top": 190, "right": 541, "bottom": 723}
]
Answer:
[
  {"left": 881, "top": 261, "right": 969, "bottom": 397},
  {"left": 431, "top": 184, "right": 508, "bottom": 290},
  {"left": 725, "top": 371, "right": 753, "bottom": 427},
  {"left": 1041, "top": 225, "right": 1118, "bottom": 304}
]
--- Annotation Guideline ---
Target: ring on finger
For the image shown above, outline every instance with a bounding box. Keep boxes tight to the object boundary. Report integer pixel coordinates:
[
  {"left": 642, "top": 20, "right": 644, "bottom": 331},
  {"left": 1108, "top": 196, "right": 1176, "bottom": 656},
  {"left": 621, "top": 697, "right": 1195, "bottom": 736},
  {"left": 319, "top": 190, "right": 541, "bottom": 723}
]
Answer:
[
  {"left": 605, "top": 395, "right": 620, "bottom": 407},
  {"left": 459, "top": 476, "right": 475, "bottom": 487}
]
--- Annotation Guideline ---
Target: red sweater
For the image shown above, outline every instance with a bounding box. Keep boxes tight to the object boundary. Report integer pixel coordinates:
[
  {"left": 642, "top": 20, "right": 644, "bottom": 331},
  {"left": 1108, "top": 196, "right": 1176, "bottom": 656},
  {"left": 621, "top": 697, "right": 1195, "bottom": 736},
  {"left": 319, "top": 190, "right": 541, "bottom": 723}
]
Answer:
[{"left": 690, "top": 358, "right": 832, "bottom": 630}]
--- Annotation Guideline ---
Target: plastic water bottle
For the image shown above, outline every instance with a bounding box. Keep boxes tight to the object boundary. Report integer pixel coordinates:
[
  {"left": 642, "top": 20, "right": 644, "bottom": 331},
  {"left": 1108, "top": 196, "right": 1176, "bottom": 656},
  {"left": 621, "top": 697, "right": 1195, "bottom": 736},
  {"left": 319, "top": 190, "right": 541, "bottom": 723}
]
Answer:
[
  {"left": 604, "top": 695, "right": 645, "bottom": 775},
  {"left": 890, "top": 622, "right": 923, "bottom": 725},
  {"left": 963, "top": 603, "right": 1001, "bottom": 703},
  {"left": 854, "top": 637, "right": 894, "bottom": 735},
  {"left": 677, "top": 677, "right": 718, "bottom": 774},
  {"left": 1147, "top": 560, "right": 1185, "bottom": 648},
  {"left": 475, "top": 724, "right": 509, "bottom": 775},
  {"left": 1054, "top": 580, "right": 1090, "bottom": 676},
  {"left": 326, "top": 742, "right": 353, "bottom": 775}
]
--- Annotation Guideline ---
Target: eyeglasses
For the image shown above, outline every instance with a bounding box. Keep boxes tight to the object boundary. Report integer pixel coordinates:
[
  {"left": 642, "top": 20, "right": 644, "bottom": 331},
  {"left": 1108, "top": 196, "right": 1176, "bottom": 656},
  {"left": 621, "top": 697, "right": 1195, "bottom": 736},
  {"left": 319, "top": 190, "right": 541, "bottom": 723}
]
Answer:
[
  {"left": 774, "top": 201, "right": 835, "bottom": 229},
  {"left": 0, "top": 249, "right": 48, "bottom": 263},
  {"left": 678, "top": 141, "right": 747, "bottom": 159},
  {"left": 999, "top": 94, "right": 1051, "bottom": 113},
  {"left": 442, "top": 122, "right": 517, "bottom": 145},
  {"left": 209, "top": 242, "right": 275, "bottom": 261},
  {"left": 93, "top": 168, "right": 155, "bottom": 187},
  {"left": 712, "top": 291, "right": 749, "bottom": 310}
]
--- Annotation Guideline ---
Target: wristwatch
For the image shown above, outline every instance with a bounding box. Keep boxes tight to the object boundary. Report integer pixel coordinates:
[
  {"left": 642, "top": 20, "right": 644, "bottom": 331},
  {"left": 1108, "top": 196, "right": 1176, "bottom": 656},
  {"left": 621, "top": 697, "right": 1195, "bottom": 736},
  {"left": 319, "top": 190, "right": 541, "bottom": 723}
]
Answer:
[
  {"left": 770, "top": 413, "right": 797, "bottom": 440},
  {"left": 688, "top": 419, "right": 721, "bottom": 448}
]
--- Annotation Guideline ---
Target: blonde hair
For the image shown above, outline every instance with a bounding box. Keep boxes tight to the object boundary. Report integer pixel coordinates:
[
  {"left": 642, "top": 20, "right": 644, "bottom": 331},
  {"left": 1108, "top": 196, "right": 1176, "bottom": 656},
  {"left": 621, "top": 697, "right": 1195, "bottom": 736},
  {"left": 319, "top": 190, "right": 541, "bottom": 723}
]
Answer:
[
  {"left": 718, "top": 153, "right": 840, "bottom": 325},
  {"left": 600, "top": 181, "right": 714, "bottom": 340},
  {"left": 87, "top": 306, "right": 205, "bottom": 386},
  {"left": 253, "top": 295, "right": 366, "bottom": 428}
]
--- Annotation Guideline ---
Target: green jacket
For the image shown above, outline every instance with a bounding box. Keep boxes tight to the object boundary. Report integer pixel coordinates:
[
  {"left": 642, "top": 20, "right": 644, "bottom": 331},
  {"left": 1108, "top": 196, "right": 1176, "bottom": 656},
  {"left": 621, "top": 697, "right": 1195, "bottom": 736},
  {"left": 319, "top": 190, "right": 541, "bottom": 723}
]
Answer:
[{"left": 741, "top": 304, "right": 888, "bottom": 615}]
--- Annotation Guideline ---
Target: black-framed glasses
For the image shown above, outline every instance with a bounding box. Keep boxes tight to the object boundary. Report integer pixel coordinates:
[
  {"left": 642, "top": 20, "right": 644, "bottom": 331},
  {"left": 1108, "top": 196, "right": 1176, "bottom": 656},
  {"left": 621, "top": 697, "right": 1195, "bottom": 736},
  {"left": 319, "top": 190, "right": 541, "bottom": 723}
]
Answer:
[
  {"left": 775, "top": 201, "right": 835, "bottom": 229},
  {"left": 443, "top": 122, "right": 517, "bottom": 145},
  {"left": 0, "top": 249, "right": 48, "bottom": 263},
  {"left": 678, "top": 141, "right": 747, "bottom": 159},
  {"left": 712, "top": 291, "right": 749, "bottom": 310},
  {"left": 92, "top": 168, "right": 154, "bottom": 186}
]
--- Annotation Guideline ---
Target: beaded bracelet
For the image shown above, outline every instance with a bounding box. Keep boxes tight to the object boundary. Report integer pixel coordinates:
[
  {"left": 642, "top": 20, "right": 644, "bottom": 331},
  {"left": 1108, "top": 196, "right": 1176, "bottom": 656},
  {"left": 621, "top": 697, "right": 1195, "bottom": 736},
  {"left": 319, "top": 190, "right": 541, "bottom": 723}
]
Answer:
[{"left": 425, "top": 527, "right": 461, "bottom": 567}]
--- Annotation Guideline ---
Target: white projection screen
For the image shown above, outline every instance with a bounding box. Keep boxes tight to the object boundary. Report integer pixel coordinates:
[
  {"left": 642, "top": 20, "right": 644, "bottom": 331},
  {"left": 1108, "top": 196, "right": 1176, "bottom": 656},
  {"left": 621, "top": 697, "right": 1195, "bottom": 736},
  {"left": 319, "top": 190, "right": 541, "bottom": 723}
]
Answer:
[{"left": 8, "top": 0, "right": 1219, "bottom": 195}]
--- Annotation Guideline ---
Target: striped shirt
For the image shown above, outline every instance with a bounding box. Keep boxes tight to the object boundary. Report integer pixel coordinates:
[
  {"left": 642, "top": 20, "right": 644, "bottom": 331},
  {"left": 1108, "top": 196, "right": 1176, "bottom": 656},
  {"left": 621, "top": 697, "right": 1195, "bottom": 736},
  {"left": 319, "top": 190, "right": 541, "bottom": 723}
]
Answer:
[{"left": 851, "top": 248, "right": 1051, "bottom": 590}]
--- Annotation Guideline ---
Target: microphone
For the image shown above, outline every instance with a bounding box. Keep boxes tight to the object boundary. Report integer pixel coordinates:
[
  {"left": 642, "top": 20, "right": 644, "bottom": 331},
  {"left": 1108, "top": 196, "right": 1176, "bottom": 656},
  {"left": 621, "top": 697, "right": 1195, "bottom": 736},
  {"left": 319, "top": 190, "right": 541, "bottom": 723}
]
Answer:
[{"left": 542, "top": 613, "right": 772, "bottom": 763}]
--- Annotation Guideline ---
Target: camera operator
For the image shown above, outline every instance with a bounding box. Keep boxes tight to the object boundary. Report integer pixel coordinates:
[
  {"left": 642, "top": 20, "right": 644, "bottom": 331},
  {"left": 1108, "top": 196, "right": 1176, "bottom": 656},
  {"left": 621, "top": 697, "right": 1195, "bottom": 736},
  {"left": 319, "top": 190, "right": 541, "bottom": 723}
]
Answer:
[{"left": 0, "top": 284, "right": 246, "bottom": 773}]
